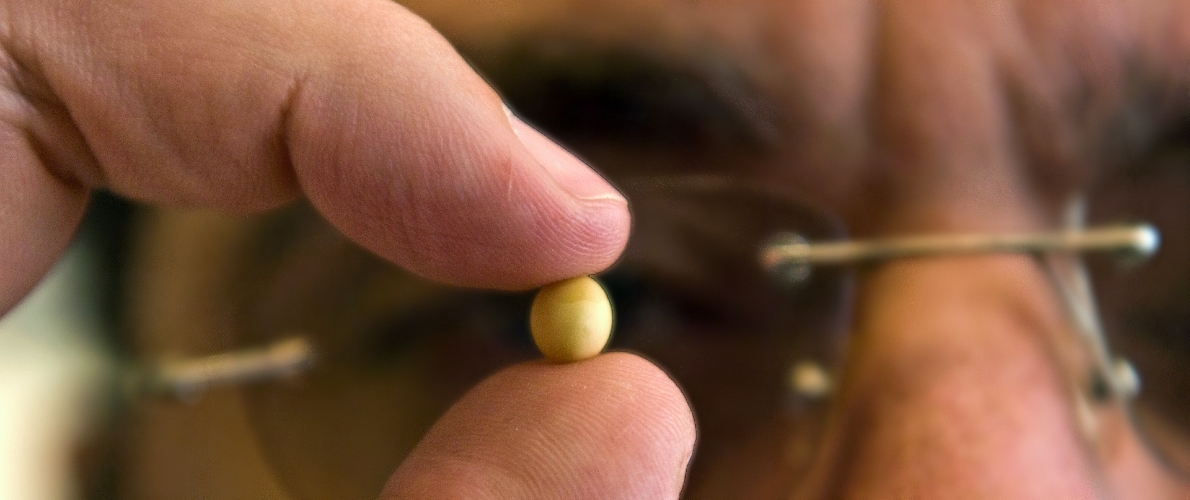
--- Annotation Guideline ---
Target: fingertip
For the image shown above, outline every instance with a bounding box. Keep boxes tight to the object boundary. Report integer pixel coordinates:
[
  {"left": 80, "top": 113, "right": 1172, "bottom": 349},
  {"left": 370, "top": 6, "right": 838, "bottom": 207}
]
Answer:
[
  {"left": 292, "top": 93, "right": 630, "bottom": 290},
  {"left": 532, "top": 191, "right": 632, "bottom": 287},
  {"left": 280, "top": 5, "right": 629, "bottom": 290},
  {"left": 507, "top": 115, "right": 632, "bottom": 287},
  {"left": 505, "top": 111, "right": 627, "bottom": 204},
  {"left": 384, "top": 352, "right": 694, "bottom": 499}
]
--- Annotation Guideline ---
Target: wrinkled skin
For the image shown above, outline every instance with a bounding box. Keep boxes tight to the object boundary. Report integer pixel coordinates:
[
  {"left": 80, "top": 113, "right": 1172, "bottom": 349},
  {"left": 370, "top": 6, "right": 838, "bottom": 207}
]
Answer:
[{"left": 3, "top": 0, "right": 1190, "bottom": 498}]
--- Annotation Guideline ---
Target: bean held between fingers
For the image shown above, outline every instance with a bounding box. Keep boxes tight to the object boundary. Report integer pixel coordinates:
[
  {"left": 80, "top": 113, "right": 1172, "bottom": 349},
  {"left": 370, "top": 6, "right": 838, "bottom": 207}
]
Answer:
[{"left": 529, "top": 276, "right": 614, "bottom": 362}]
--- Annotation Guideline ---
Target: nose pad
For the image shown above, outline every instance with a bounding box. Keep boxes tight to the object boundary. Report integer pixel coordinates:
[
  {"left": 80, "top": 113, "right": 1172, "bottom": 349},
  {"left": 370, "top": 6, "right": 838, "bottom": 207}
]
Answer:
[{"left": 793, "top": 256, "right": 1103, "bottom": 499}]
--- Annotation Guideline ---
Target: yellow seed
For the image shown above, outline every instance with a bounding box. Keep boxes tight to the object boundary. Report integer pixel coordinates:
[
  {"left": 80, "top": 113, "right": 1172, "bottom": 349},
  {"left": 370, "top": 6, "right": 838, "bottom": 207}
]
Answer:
[{"left": 529, "top": 276, "right": 613, "bottom": 362}]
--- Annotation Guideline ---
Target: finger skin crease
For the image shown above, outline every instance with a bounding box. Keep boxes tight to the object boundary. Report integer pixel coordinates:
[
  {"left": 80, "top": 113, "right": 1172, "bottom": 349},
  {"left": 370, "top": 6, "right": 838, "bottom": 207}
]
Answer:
[
  {"left": 4, "top": 3, "right": 88, "bottom": 185},
  {"left": 276, "top": 67, "right": 306, "bottom": 202},
  {"left": 386, "top": 355, "right": 694, "bottom": 499}
]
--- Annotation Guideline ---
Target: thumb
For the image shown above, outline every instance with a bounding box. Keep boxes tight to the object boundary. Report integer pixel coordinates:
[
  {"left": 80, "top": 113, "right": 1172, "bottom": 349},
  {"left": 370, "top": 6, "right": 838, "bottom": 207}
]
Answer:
[
  {"left": 383, "top": 353, "right": 696, "bottom": 499},
  {"left": 279, "top": 0, "right": 632, "bottom": 290}
]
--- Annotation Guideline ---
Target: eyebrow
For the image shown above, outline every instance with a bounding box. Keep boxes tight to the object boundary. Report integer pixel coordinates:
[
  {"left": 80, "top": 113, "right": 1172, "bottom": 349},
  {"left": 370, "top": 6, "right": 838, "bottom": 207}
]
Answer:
[{"left": 459, "top": 37, "right": 781, "bottom": 155}]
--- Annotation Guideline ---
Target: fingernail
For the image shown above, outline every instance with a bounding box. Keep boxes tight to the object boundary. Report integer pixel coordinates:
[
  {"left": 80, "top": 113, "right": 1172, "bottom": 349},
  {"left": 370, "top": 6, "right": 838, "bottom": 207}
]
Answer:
[{"left": 505, "top": 107, "right": 627, "bottom": 203}]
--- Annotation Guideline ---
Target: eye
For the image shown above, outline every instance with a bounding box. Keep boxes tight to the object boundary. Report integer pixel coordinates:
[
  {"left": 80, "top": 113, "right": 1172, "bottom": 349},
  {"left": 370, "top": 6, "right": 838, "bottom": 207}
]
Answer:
[
  {"left": 601, "top": 269, "right": 738, "bottom": 344},
  {"left": 354, "top": 291, "right": 538, "bottom": 375}
]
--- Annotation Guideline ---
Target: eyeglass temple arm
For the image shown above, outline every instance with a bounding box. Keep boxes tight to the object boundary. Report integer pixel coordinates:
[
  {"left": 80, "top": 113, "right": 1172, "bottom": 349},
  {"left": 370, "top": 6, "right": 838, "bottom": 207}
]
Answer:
[
  {"left": 137, "top": 336, "right": 314, "bottom": 402},
  {"left": 761, "top": 223, "right": 1159, "bottom": 270}
]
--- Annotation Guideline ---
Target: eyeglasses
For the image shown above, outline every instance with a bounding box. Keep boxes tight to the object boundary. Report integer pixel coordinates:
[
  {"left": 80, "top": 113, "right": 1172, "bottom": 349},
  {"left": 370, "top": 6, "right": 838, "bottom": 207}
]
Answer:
[{"left": 123, "top": 173, "right": 1190, "bottom": 498}]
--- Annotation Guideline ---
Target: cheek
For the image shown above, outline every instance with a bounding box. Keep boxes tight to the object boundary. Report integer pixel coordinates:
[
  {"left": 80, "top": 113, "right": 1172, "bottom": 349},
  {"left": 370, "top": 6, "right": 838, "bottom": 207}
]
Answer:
[{"left": 1100, "top": 405, "right": 1190, "bottom": 500}]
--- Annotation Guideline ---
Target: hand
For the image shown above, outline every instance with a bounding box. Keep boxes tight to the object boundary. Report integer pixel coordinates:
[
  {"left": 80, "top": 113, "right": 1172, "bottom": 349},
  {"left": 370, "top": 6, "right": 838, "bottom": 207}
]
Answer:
[{"left": 0, "top": 0, "right": 694, "bottom": 497}]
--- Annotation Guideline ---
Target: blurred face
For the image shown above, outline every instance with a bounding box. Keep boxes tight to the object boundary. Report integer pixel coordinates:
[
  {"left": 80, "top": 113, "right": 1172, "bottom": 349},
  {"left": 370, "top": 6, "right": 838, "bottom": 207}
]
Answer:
[{"left": 119, "top": 0, "right": 1190, "bottom": 498}]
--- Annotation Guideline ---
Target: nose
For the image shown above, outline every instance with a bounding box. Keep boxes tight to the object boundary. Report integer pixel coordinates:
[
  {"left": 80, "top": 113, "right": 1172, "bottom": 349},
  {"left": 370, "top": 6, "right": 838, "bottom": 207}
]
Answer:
[{"left": 794, "top": 256, "right": 1103, "bottom": 499}]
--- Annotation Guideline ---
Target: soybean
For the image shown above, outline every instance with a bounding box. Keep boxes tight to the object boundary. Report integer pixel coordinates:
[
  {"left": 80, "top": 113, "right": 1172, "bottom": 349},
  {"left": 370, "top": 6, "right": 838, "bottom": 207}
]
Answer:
[{"left": 529, "top": 276, "right": 613, "bottom": 362}]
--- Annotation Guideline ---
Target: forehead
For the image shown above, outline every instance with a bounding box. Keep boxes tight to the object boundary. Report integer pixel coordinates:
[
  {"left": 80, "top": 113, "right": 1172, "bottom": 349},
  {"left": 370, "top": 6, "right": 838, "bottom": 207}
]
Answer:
[{"left": 400, "top": 0, "right": 1186, "bottom": 235}]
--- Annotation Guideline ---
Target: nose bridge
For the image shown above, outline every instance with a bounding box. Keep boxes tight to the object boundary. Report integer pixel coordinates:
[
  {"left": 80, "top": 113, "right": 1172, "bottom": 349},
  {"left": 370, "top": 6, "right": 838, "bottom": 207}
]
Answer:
[{"left": 796, "top": 255, "right": 1103, "bottom": 499}]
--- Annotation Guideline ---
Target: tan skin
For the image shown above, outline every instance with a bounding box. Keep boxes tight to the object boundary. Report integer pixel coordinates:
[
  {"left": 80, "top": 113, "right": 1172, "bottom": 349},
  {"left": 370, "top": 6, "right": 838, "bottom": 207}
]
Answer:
[{"left": 4, "top": 0, "right": 1190, "bottom": 498}]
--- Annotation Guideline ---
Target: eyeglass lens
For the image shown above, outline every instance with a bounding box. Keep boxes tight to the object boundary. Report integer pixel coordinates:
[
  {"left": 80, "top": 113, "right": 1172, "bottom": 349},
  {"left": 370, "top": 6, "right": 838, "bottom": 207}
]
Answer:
[{"left": 229, "top": 176, "right": 854, "bottom": 499}]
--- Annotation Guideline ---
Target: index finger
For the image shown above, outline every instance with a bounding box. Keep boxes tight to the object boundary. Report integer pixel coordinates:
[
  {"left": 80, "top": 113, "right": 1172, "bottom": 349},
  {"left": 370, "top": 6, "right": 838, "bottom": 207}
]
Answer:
[{"left": 0, "top": 0, "right": 629, "bottom": 311}]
